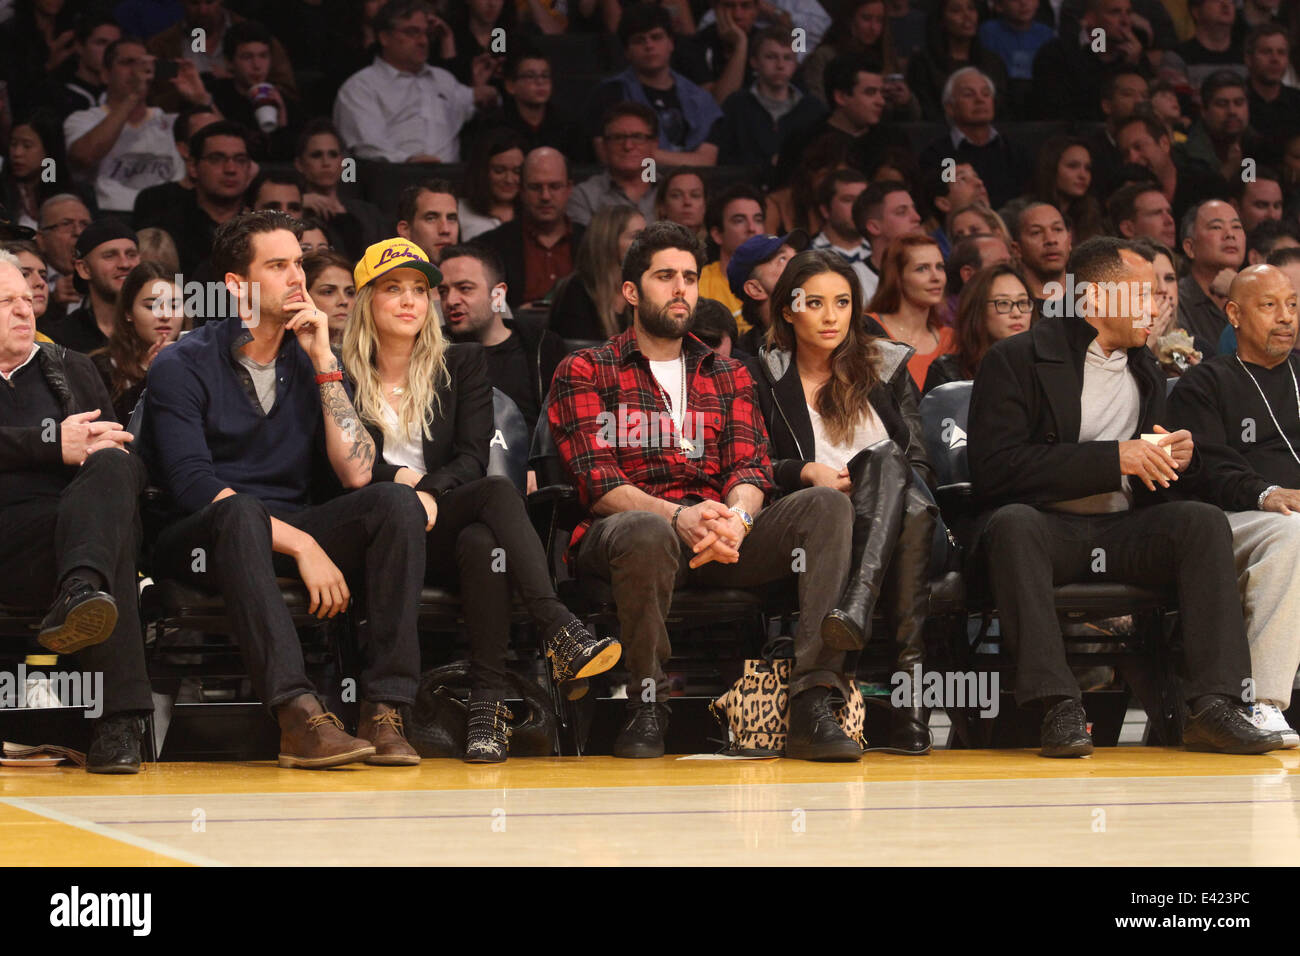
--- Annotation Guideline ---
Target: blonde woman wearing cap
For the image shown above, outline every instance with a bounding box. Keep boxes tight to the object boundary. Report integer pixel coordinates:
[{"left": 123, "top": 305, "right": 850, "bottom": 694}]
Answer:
[{"left": 343, "top": 238, "right": 621, "bottom": 763}]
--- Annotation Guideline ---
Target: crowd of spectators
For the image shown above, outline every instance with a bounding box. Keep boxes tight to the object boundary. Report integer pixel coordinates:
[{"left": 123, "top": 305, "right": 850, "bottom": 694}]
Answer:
[{"left": 6, "top": 0, "right": 1300, "bottom": 768}]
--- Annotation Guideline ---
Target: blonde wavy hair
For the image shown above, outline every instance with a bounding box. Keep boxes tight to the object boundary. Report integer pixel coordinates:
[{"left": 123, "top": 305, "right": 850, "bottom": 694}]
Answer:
[{"left": 342, "top": 279, "right": 450, "bottom": 441}]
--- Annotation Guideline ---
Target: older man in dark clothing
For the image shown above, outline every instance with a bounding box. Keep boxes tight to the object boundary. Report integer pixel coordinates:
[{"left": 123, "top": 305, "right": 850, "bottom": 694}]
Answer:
[{"left": 0, "top": 250, "right": 153, "bottom": 773}]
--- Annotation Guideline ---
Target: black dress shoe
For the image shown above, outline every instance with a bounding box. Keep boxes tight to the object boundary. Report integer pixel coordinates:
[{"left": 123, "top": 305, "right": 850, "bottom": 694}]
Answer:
[
  {"left": 544, "top": 619, "right": 622, "bottom": 684},
  {"left": 1040, "top": 698, "right": 1093, "bottom": 758},
  {"left": 787, "top": 687, "right": 862, "bottom": 761},
  {"left": 87, "top": 713, "right": 144, "bottom": 774},
  {"left": 1184, "top": 697, "right": 1285, "bottom": 754},
  {"left": 39, "top": 578, "right": 118, "bottom": 655},
  {"left": 613, "top": 702, "right": 669, "bottom": 758}
]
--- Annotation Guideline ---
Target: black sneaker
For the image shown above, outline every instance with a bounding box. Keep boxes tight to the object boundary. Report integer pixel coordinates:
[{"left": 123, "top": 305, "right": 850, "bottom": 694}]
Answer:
[
  {"left": 1184, "top": 696, "right": 1285, "bottom": 754},
  {"left": 87, "top": 713, "right": 144, "bottom": 774},
  {"left": 544, "top": 619, "right": 621, "bottom": 686},
  {"left": 613, "top": 702, "right": 669, "bottom": 759},
  {"left": 786, "top": 687, "right": 862, "bottom": 761},
  {"left": 38, "top": 578, "right": 117, "bottom": 655},
  {"left": 1040, "top": 698, "right": 1094, "bottom": 758},
  {"left": 464, "top": 695, "right": 513, "bottom": 764}
]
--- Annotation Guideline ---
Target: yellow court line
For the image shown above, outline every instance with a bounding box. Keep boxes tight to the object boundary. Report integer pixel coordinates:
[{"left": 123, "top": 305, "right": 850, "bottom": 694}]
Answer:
[
  {"left": 0, "top": 802, "right": 192, "bottom": 867},
  {"left": 0, "top": 748, "right": 1297, "bottom": 798}
]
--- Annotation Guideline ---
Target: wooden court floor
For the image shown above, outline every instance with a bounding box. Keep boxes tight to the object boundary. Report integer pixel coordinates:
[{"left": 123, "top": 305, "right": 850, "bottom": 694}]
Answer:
[{"left": 4, "top": 748, "right": 1300, "bottom": 865}]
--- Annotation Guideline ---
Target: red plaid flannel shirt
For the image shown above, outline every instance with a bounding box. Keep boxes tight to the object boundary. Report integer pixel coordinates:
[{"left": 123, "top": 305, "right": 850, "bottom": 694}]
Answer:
[{"left": 547, "top": 327, "right": 774, "bottom": 556}]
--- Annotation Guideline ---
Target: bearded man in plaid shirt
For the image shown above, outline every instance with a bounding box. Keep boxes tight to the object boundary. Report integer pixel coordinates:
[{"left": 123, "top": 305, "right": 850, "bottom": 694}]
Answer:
[{"left": 548, "top": 221, "right": 859, "bottom": 761}]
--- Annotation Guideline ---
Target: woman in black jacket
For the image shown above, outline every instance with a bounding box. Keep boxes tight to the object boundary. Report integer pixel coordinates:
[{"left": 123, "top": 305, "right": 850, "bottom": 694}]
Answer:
[
  {"left": 748, "top": 249, "right": 943, "bottom": 754},
  {"left": 341, "top": 239, "right": 619, "bottom": 763}
]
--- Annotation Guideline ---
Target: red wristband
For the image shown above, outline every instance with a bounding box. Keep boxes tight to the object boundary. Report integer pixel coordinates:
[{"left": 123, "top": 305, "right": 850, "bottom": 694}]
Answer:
[{"left": 315, "top": 370, "right": 343, "bottom": 385}]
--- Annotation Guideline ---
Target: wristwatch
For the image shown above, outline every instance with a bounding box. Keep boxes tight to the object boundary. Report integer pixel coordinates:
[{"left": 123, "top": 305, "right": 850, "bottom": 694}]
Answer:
[
  {"left": 728, "top": 506, "right": 754, "bottom": 536},
  {"left": 1259, "top": 485, "right": 1280, "bottom": 510}
]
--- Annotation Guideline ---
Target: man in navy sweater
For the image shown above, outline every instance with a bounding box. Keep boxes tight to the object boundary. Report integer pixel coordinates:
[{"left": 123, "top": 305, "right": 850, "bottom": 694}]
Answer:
[{"left": 142, "top": 211, "right": 428, "bottom": 770}]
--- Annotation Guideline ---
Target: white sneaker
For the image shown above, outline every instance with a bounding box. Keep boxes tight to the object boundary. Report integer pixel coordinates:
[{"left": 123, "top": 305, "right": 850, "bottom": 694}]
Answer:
[{"left": 1249, "top": 702, "right": 1300, "bottom": 748}]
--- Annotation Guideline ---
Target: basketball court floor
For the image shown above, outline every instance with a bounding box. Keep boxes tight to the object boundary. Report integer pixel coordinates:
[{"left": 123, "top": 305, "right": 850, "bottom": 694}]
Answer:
[{"left": 3, "top": 748, "right": 1299, "bottom": 866}]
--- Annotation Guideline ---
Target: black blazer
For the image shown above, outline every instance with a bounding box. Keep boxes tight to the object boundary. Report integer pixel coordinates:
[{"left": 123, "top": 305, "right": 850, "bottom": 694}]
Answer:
[
  {"left": 968, "top": 312, "right": 1204, "bottom": 514},
  {"left": 476, "top": 217, "right": 586, "bottom": 308},
  {"left": 359, "top": 343, "right": 494, "bottom": 497},
  {"left": 746, "top": 339, "right": 936, "bottom": 494}
]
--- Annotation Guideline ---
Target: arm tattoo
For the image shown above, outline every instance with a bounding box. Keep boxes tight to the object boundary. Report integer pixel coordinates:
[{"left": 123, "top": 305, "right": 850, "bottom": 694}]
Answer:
[{"left": 318, "top": 365, "right": 375, "bottom": 468}]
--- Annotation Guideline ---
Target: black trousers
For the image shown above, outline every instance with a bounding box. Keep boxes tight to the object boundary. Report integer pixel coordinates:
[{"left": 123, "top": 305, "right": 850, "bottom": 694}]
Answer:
[
  {"left": 0, "top": 449, "right": 153, "bottom": 716},
  {"left": 979, "top": 501, "right": 1252, "bottom": 706},
  {"left": 426, "top": 475, "right": 571, "bottom": 693},
  {"left": 150, "top": 483, "right": 427, "bottom": 711}
]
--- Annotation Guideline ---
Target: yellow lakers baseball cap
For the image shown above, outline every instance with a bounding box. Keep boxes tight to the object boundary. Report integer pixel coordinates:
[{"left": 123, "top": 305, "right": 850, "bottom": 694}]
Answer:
[{"left": 353, "top": 238, "right": 443, "bottom": 291}]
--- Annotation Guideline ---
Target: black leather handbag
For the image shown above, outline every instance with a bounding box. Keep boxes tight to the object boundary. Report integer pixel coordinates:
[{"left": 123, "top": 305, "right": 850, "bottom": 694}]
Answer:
[{"left": 406, "top": 661, "right": 558, "bottom": 757}]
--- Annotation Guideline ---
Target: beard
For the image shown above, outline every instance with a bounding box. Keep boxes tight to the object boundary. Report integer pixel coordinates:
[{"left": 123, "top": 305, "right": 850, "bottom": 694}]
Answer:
[{"left": 639, "top": 295, "right": 692, "bottom": 339}]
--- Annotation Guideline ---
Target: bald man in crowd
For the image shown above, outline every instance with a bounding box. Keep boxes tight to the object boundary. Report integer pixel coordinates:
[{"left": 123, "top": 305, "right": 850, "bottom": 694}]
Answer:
[
  {"left": 477, "top": 147, "right": 585, "bottom": 308},
  {"left": 1169, "top": 264, "right": 1300, "bottom": 748}
]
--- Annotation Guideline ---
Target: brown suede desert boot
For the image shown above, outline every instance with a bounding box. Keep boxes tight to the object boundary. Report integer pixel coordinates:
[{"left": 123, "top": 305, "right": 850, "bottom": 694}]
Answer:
[
  {"left": 358, "top": 700, "right": 420, "bottom": 766},
  {"left": 276, "top": 693, "right": 376, "bottom": 769}
]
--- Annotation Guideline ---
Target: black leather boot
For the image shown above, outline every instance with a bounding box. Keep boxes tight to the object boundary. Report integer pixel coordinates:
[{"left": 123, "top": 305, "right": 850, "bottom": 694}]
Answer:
[
  {"left": 787, "top": 686, "right": 863, "bottom": 761},
  {"left": 821, "top": 442, "right": 910, "bottom": 651},
  {"left": 613, "top": 701, "right": 670, "bottom": 758},
  {"left": 881, "top": 484, "right": 940, "bottom": 755},
  {"left": 464, "top": 691, "right": 513, "bottom": 764}
]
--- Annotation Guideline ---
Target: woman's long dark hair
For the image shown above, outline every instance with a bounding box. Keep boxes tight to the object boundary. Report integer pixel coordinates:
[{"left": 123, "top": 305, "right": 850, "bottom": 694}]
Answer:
[
  {"left": 95, "top": 261, "right": 175, "bottom": 402},
  {"left": 952, "top": 262, "right": 1037, "bottom": 379},
  {"left": 462, "top": 127, "right": 527, "bottom": 217},
  {"left": 767, "top": 249, "right": 882, "bottom": 446},
  {"left": 922, "top": 0, "right": 987, "bottom": 65},
  {"left": 2, "top": 109, "right": 72, "bottom": 211},
  {"left": 1032, "top": 135, "right": 1107, "bottom": 243},
  {"left": 824, "top": 0, "right": 898, "bottom": 73}
]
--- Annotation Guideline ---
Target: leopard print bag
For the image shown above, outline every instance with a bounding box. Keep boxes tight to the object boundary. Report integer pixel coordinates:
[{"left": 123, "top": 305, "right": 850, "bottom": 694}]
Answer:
[{"left": 710, "top": 650, "right": 865, "bottom": 756}]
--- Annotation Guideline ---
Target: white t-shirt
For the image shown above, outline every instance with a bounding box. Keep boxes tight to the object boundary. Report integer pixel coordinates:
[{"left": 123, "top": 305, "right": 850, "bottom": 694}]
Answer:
[
  {"left": 649, "top": 358, "right": 686, "bottom": 430},
  {"left": 379, "top": 402, "right": 427, "bottom": 473},
  {"left": 808, "top": 402, "right": 889, "bottom": 472},
  {"left": 63, "top": 106, "right": 184, "bottom": 213}
]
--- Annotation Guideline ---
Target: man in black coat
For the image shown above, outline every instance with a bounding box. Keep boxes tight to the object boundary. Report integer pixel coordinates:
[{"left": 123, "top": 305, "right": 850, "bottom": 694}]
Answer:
[
  {"left": 0, "top": 251, "right": 153, "bottom": 772},
  {"left": 437, "top": 243, "right": 567, "bottom": 489},
  {"left": 968, "top": 236, "right": 1282, "bottom": 757}
]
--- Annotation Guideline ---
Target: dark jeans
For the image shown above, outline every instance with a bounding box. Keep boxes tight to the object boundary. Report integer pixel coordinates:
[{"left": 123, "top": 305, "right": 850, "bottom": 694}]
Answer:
[
  {"left": 150, "top": 483, "right": 427, "bottom": 711},
  {"left": 576, "top": 486, "right": 853, "bottom": 702},
  {"left": 980, "top": 501, "right": 1252, "bottom": 706},
  {"left": 0, "top": 449, "right": 153, "bottom": 716},
  {"left": 426, "top": 475, "right": 571, "bottom": 693}
]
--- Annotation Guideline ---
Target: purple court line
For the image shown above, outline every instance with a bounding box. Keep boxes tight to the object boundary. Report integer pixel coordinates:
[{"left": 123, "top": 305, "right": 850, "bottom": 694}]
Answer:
[{"left": 94, "top": 795, "right": 1300, "bottom": 826}]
